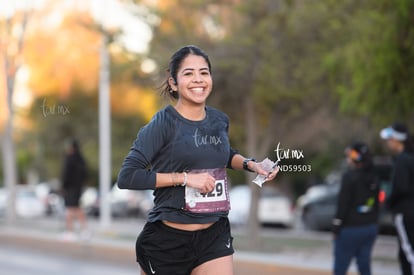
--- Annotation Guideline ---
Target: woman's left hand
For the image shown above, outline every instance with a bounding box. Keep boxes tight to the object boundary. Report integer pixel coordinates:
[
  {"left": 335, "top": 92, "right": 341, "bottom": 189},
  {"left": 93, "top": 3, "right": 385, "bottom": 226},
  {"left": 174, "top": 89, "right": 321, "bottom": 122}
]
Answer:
[
  {"left": 255, "top": 163, "right": 279, "bottom": 182},
  {"left": 265, "top": 166, "right": 279, "bottom": 182}
]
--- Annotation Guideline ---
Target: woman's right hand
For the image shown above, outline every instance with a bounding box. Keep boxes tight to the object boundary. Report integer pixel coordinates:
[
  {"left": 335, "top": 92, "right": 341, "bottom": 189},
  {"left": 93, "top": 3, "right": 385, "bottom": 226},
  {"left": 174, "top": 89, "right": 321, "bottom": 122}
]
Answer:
[{"left": 186, "top": 172, "right": 216, "bottom": 194}]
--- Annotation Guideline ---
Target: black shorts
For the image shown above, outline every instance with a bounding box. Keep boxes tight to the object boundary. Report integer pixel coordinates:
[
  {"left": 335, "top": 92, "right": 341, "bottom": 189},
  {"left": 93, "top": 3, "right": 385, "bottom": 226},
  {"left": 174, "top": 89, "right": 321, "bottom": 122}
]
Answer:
[
  {"left": 136, "top": 217, "right": 234, "bottom": 275},
  {"left": 63, "top": 189, "right": 82, "bottom": 207}
]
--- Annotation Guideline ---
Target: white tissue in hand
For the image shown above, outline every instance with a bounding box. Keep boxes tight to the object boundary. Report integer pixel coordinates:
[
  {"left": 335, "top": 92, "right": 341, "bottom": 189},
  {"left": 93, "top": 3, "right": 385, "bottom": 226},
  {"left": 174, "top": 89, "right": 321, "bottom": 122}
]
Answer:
[{"left": 252, "top": 158, "right": 277, "bottom": 187}]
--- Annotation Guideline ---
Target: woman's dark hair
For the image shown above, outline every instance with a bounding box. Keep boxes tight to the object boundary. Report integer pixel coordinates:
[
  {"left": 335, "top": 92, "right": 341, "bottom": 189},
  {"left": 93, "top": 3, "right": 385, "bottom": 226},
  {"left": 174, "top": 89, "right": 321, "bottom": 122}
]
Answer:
[
  {"left": 65, "top": 138, "right": 81, "bottom": 156},
  {"left": 71, "top": 139, "right": 80, "bottom": 153},
  {"left": 346, "top": 141, "right": 373, "bottom": 167},
  {"left": 160, "top": 45, "right": 212, "bottom": 100}
]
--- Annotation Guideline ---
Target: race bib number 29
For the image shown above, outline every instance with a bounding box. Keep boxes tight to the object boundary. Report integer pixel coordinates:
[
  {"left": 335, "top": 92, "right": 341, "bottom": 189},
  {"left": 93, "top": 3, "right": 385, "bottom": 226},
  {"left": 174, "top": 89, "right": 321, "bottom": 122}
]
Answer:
[{"left": 185, "top": 168, "right": 230, "bottom": 213}]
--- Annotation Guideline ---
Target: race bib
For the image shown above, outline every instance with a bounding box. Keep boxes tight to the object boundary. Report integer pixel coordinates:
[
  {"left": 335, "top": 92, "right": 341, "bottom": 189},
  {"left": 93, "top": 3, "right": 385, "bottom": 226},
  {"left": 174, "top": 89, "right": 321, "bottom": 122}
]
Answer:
[{"left": 185, "top": 168, "right": 230, "bottom": 213}]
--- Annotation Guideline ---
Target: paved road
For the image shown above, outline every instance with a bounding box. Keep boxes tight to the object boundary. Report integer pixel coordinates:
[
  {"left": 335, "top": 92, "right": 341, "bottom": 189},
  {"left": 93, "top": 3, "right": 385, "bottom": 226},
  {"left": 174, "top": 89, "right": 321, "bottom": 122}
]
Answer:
[
  {"left": 0, "top": 243, "right": 138, "bottom": 275},
  {"left": 0, "top": 233, "right": 334, "bottom": 275},
  {"left": 0, "top": 216, "right": 400, "bottom": 275}
]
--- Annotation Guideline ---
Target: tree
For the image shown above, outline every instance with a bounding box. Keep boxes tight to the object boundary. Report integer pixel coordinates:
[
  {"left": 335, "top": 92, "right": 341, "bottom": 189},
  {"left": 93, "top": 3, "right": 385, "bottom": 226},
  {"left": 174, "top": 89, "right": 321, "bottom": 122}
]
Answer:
[
  {"left": 326, "top": 0, "right": 414, "bottom": 125},
  {"left": 0, "top": 7, "right": 29, "bottom": 225}
]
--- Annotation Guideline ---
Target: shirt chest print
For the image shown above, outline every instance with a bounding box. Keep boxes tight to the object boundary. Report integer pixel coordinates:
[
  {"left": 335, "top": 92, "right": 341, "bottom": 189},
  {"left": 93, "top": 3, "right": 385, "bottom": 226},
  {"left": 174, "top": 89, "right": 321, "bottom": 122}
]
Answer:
[{"left": 192, "top": 128, "right": 223, "bottom": 147}]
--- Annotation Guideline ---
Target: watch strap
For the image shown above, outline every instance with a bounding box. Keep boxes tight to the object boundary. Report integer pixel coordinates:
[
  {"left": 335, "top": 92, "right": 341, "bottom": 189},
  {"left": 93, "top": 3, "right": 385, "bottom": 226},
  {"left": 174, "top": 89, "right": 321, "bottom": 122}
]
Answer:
[{"left": 243, "top": 158, "right": 257, "bottom": 172}]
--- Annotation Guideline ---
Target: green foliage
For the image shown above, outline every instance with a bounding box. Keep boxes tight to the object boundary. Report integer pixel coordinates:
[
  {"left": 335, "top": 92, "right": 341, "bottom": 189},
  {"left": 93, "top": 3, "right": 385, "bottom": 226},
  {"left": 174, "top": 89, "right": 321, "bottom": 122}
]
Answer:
[{"left": 325, "top": 0, "right": 414, "bottom": 125}]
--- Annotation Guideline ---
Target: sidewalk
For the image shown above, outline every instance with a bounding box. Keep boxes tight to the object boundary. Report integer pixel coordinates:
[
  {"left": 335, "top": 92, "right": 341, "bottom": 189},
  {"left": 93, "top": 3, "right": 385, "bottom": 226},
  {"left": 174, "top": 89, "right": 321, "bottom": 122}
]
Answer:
[{"left": 0, "top": 217, "right": 400, "bottom": 275}]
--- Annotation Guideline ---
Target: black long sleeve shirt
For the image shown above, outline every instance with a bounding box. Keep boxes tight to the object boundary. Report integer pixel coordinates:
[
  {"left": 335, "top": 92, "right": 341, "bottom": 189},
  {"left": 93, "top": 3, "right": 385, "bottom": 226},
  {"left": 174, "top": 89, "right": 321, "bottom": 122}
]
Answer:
[
  {"left": 117, "top": 105, "right": 237, "bottom": 223},
  {"left": 387, "top": 151, "right": 414, "bottom": 217},
  {"left": 333, "top": 165, "right": 380, "bottom": 231}
]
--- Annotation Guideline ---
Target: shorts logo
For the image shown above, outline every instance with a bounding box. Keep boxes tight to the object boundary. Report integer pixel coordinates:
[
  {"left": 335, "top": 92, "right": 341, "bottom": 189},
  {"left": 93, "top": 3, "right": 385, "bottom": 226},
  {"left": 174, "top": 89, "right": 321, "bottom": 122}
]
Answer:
[
  {"left": 149, "top": 260, "right": 156, "bottom": 274},
  {"left": 225, "top": 238, "right": 231, "bottom": 248}
]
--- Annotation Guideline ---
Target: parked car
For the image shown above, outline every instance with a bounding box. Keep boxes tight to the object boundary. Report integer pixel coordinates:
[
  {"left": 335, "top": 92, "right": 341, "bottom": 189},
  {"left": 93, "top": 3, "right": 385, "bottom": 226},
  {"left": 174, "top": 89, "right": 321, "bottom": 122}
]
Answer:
[
  {"left": 229, "top": 185, "right": 294, "bottom": 228},
  {"left": 34, "top": 182, "right": 64, "bottom": 217},
  {"left": 81, "top": 185, "right": 154, "bottom": 218},
  {"left": 110, "top": 184, "right": 153, "bottom": 218},
  {"left": 0, "top": 185, "right": 47, "bottom": 218},
  {"left": 16, "top": 187, "right": 47, "bottom": 218},
  {"left": 81, "top": 186, "right": 100, "bottom": 217},
  {"left": 296, "top": 157, "right": 394, "bottom": 233},
  {"left": 296, "top": 182, "right": 340, "bottom": 231}
]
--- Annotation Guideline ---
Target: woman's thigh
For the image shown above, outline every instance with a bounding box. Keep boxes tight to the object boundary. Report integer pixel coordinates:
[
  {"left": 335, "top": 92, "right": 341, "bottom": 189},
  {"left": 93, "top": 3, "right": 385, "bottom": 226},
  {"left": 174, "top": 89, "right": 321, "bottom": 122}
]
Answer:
[{"left": 191, "top": 255, "right": 233, "bottom": 275}]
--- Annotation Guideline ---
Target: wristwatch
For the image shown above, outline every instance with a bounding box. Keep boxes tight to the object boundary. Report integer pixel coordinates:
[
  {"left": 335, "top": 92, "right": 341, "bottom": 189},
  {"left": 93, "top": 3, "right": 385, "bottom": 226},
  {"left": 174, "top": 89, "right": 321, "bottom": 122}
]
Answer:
[{"left": 243, "top": 158, "right": 257, "bottom": 172}]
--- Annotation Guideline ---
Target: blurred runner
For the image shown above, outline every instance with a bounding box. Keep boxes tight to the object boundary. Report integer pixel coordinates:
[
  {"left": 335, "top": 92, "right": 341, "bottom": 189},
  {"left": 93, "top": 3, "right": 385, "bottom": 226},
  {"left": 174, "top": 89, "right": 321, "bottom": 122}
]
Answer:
[
  {"left": 380, "top": 122, "right": 414, "bottom": 275},
  {"left": 61, "top": 138, "right": 89, "bottom": 241},
  {"left": 332, "top": 142, "right": 380, "bottom": 275}
]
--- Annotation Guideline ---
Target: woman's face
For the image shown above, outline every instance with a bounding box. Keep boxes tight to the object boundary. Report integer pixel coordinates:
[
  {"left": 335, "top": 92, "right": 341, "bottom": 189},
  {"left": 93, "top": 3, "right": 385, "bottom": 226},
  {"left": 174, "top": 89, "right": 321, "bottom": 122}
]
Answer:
[
  {"left": 386, "top": 138, "right": 402, "bottom": 153},
  {"left": 345, "top": 149, "right": 357, "bottom": 167},
  {"left": 169, "top": 54, "right": 212, "bottom": 106}
]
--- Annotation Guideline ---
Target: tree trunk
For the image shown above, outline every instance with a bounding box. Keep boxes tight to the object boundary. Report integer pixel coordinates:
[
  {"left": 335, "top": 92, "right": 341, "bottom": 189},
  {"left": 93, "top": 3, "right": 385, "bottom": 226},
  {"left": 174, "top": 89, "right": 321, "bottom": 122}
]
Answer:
[
  {"left": 1, "top": 8, "right": 29, "bottom": 226},
  {"left": 1, "top": 122, "right": 18, "bottom": 225},
  {"left": 1, "top": 57, "right": 18, "bottom": 225}
]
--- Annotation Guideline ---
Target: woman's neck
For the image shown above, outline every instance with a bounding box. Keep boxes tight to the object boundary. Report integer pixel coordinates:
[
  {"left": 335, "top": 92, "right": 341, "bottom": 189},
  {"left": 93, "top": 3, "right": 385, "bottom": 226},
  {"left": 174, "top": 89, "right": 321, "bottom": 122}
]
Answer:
[{"left": 174, "top": 103, "right": 206, "bottom": 121}]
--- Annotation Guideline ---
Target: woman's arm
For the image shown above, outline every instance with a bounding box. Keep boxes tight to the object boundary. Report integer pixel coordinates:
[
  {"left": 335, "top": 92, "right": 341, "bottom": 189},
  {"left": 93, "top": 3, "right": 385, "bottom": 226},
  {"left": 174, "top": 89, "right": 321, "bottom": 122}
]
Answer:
[
  {"left": 332, "top": 173, "right": 352, "bottom": 235},
  {"left": 156, "top": 172, "right": 217, "bottom": 194},
  {"left": 230, "top": 153, "right": 279, "bottom": 180}
]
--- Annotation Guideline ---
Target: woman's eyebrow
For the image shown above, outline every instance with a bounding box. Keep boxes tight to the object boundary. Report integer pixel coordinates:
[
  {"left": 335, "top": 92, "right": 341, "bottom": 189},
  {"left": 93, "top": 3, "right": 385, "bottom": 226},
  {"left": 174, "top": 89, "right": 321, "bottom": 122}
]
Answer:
[{"left": 181, "top": 67, "right": 209, "bottom": 73}]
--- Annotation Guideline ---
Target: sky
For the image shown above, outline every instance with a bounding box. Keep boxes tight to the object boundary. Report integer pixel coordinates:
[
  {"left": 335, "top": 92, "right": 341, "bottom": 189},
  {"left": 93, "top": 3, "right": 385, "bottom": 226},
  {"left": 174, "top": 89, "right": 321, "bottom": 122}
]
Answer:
[
  {"left": 89, "top": 0, "right": 153, "bottom": 53},
  {"left": 0, "top": 0, "right": 153, "bottom": 53}
]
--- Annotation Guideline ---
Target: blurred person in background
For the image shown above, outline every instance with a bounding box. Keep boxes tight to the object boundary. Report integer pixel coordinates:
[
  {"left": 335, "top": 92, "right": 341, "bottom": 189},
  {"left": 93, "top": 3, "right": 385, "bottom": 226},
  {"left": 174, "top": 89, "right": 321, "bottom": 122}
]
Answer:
[
  {"left": 117, "top": 45, "right": 278, "bottom": 275},
  {"left": 61, "top": 138, "right": 89, "bottom": 241},
  {"left": 380, "top": 122, "right": 414, "bottom": 275},
  {"left": 332, "top": 142, "right": 380, "bottom": 275}
]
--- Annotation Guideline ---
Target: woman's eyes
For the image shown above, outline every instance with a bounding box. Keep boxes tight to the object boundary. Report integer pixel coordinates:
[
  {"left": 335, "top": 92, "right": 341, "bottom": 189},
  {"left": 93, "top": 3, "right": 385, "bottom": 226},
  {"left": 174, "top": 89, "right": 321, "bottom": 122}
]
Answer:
[{"left": 183, "top": 71, "right": 210, "bottom": 76}]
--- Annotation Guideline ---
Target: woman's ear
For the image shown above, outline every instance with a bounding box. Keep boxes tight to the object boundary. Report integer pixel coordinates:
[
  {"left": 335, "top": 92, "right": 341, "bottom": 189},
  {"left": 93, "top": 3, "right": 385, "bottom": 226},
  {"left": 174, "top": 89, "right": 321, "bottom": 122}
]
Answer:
[{"left": 168, "top": 77, "right": 177, "bottom": 91}]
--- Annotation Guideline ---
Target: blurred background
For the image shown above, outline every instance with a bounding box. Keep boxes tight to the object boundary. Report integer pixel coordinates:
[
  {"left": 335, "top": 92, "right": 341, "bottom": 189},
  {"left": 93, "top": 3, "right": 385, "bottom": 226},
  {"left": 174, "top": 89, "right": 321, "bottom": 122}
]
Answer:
[{"left": 1, "top": 0, "right": 413, "bottom": 239}]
